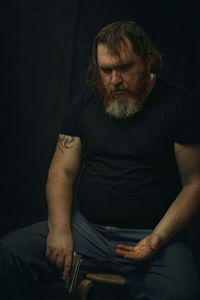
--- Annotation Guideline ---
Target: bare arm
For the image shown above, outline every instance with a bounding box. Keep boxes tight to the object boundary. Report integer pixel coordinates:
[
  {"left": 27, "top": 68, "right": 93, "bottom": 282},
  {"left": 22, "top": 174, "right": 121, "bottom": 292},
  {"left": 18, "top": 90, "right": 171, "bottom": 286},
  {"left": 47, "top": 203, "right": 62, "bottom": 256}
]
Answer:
[
  {"left": 116, "top": 143, "right": 200, "bottom": 260},
  {"left": 46, "top": 134, "right": 82, "bottom": 278},
  {"left": 46, "top": 134, "right": 82, "bottom": 231},
  {"left": 153, "top": 142, "right": 200, "bottom": 241}
]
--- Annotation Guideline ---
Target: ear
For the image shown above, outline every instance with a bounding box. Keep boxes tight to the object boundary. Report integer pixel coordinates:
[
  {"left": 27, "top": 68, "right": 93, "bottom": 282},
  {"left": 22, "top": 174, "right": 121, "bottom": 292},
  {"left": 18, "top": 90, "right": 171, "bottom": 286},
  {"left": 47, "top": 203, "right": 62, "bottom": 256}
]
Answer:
[{"left": 145, "top": 51, "right": 153, "bottom": 71}]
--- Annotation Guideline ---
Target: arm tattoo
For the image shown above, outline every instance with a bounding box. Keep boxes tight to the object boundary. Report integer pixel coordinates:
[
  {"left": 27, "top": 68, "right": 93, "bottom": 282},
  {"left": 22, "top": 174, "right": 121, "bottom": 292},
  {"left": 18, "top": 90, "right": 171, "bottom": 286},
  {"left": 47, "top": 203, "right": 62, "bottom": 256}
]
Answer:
[{"left": 57, "top": 135, "right": 75, "bottom": 152}]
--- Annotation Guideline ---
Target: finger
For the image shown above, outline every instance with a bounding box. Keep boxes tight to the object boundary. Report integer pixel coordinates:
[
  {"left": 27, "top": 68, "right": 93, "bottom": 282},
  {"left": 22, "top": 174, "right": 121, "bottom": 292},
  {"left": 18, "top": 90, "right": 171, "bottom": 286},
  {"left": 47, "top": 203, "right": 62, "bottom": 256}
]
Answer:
[
  {"left": 62, "top": 254, "right": 73, "bottom": 280},
  {"left": 56, "top": 254, "right": 65, "bottom": 269},
  {"left": 49, "top": 251, "right": 59, "bottom": 265},
  {"left": 125, "top": 248, "right": 154, "bottom": 260},
  {"left": 116, "top": 249, "right": 142, "bottom": 260},
  {"left": 125, "top": 253, "right": 148, "bottom": 261},
  {"left": 46, "top": 247, "right": 52, "bottom": 260},
  {"left": 115, "top": 248, "right": 131, "bottom": 258},
  {"left": 117, "top": 244, "right": 135, "bottom": 251}
]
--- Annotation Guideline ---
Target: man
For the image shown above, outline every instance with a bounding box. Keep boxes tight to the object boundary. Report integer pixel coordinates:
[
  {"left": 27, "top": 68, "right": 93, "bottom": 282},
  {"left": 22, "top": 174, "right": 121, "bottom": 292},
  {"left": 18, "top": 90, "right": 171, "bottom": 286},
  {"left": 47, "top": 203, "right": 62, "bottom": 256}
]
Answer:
[{"left": 1, "top": 21, "right": 200, "bottom": 300}]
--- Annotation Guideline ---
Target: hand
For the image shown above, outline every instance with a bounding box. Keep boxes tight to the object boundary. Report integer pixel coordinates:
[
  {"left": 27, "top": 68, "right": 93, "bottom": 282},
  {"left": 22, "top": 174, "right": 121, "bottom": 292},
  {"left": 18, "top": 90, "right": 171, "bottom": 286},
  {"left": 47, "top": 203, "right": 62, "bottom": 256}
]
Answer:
[
  {"left": 46, "top": 230, "right": 74, "bottom": 280},
  {"left": 116, "top": 232, "right": 165, "bottom": 261}
]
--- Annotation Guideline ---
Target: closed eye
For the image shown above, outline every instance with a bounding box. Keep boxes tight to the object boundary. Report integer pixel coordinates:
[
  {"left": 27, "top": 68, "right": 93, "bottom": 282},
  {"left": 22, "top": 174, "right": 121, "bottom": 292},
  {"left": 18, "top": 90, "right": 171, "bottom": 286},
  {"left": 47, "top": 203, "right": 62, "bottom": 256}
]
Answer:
[
  {"left": 99, "top": 61, "right": 134, "bottom": 74},
  {"left": 120, "top": 62, "right": 134, "bottom": 72},
  {"left": 100, "top": 67, "right": 112, "bottom": 74}
]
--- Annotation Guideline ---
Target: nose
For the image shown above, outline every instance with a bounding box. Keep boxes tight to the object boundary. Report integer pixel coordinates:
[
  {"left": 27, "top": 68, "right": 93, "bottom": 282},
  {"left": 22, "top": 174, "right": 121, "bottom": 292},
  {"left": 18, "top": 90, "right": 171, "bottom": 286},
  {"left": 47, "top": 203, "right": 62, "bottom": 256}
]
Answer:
[{"left": 110, "top": 69, "right": 122, "bottom": 86}]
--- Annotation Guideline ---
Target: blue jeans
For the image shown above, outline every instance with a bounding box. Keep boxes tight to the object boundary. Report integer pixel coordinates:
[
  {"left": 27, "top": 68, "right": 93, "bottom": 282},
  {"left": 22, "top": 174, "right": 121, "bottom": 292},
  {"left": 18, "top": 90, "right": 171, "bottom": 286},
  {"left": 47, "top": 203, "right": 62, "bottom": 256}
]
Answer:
[{"left": 0, "top": 209, "right": 199, "bottom": 299}]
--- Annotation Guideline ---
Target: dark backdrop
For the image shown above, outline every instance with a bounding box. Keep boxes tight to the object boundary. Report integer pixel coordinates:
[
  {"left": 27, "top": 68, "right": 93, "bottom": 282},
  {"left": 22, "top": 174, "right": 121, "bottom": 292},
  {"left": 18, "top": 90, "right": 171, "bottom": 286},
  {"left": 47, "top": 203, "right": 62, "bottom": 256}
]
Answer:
[
  {"left": 1, "top": 0, "right": 199, "bottom": 239},
  {"left": 1, "top": 1, "right": 200, "bottom": 299}
]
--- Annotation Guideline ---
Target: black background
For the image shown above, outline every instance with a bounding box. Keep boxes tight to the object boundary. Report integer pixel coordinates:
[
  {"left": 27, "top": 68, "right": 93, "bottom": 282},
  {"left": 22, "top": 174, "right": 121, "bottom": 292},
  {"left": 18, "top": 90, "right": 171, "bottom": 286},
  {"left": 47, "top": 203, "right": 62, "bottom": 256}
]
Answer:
[{"left": 1, "top": 0, "right": 200, "bottom": 298}]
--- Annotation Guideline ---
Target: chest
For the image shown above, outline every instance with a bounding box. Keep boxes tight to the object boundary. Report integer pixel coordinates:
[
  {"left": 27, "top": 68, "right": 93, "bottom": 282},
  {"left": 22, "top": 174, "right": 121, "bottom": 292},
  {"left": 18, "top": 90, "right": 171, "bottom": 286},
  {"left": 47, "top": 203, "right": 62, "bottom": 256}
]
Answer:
[{"left": 79, "top": 100, "right": 174, "bottom": 164}]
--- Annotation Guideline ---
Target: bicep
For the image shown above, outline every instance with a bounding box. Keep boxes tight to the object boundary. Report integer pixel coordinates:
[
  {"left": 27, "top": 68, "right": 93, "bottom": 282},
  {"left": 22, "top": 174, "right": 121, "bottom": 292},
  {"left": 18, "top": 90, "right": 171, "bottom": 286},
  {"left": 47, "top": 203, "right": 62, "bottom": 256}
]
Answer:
[
  {"left": 49, "top": 134, "right": 82, "bottom": 180},
  {"left": 174, "top": 142, "right": 200, "bottom": 186}
]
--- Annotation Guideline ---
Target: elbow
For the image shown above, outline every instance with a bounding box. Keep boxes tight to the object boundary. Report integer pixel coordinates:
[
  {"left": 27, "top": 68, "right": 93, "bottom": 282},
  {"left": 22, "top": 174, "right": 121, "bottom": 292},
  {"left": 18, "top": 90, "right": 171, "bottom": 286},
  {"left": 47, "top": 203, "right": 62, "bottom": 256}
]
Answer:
[{"left": 46, "top": 166, "right": 77, "bottom": 187}]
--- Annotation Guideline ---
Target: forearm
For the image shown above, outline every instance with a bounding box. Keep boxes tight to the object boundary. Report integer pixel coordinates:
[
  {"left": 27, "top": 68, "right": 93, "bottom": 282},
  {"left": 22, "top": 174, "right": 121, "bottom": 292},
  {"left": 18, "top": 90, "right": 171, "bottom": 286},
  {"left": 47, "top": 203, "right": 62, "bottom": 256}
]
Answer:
[
  {"left": 46, "top": 169, "right": 74, "bottom": 233},
  {"left": 153, "top": 183, "right": 200, "bottom": 243}
]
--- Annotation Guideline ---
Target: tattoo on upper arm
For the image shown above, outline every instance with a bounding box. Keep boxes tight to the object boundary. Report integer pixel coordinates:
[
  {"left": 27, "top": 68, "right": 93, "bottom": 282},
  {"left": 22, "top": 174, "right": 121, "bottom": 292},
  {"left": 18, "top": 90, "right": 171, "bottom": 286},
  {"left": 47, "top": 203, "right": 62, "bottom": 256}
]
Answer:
[{"left": 57, "top": 135, "right": 75, "bottom": 152}]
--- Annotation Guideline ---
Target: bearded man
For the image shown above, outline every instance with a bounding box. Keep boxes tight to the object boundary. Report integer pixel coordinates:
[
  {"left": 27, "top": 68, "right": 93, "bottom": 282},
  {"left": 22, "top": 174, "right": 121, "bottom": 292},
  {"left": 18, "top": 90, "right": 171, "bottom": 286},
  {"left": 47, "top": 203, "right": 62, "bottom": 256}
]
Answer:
[{"left": 1, "top": 21, "right": 200, "bottom": 300}]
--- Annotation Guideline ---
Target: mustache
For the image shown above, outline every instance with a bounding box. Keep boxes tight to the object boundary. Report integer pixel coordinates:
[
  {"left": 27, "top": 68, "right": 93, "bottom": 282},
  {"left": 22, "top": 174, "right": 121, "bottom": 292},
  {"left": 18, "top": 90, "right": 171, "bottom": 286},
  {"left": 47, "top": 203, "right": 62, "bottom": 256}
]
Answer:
[
  {"left": 110, "top": 85, "right": 132, "bottom": 97},
  {"left": 111, "top": 85, "right": 128, "bottom": 92}
]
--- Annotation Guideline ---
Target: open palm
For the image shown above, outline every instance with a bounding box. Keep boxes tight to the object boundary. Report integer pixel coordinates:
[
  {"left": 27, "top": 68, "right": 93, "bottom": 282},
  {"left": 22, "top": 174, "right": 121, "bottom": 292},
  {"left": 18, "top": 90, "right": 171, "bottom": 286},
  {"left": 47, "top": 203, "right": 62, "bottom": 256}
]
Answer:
[{"left": 116, "top": 232, "right": 164, "bottom": 261}]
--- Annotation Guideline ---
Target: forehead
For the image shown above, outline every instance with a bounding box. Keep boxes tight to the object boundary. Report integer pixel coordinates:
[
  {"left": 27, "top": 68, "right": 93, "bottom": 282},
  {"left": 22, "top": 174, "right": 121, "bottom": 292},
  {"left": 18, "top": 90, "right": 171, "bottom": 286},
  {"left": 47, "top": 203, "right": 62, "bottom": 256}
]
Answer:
[{"left": 97, "top": 38, "right": 135, "bottom": 67}]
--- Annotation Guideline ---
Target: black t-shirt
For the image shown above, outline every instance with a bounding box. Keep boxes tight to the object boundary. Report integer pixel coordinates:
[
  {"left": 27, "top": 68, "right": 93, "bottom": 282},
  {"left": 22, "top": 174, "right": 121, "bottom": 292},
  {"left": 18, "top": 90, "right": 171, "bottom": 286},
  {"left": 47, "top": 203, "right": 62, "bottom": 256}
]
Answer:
[{"left": 61, "top": 77, "right": 200, "bottom": 228}]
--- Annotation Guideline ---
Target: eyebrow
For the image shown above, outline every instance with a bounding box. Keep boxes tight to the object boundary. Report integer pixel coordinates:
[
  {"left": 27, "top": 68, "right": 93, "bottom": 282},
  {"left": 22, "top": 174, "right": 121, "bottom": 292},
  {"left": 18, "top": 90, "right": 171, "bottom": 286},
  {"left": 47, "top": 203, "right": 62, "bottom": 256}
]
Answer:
[{"left": 98, "top": 61, "right": 134, "bottom": 70}]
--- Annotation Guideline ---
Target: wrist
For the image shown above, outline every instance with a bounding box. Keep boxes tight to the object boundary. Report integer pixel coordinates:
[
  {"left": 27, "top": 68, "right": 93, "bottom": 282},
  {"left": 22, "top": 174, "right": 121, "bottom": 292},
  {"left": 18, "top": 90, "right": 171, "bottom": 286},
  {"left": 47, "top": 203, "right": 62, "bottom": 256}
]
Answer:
[
  {"left": 152, "top": 230, "right": 168, "bottom": 245},
  {"left": 48, "top": 219, "right": 71, "bottom": 234}
]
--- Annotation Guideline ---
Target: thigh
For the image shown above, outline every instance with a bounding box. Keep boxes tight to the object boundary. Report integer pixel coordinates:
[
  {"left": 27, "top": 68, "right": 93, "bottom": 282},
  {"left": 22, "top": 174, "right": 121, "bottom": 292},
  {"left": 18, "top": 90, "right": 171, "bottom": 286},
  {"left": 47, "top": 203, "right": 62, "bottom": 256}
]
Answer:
[
  {"left": 1, "top": 211, "right": 110, "bottom": 287},
  {"left": 0, "top": 221, "right": 60, "bottom": 284},
  {"left": 71, "top": 211, "right": 111, "bottom": 282},
  {"left": 71, "top": 210, "right": 109, "bottom": 260},
  {"left": 131, "top": 240, "right": 200, "bottom": 300}
]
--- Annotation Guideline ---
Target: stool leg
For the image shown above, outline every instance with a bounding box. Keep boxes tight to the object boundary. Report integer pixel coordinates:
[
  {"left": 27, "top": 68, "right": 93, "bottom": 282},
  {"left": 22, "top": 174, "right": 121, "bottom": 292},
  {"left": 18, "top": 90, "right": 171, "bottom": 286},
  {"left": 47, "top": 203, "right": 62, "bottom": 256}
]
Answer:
[{"left": 76, "top": 279, "right": 94, "bottom": 300}]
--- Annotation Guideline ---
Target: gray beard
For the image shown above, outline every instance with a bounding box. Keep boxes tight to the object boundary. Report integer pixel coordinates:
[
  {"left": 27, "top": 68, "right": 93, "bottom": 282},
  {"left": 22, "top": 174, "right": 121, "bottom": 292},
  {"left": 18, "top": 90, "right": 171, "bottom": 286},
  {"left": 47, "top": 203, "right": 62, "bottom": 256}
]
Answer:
[{"left": 104, "top": 95, "right": 142, "bottom": 119}]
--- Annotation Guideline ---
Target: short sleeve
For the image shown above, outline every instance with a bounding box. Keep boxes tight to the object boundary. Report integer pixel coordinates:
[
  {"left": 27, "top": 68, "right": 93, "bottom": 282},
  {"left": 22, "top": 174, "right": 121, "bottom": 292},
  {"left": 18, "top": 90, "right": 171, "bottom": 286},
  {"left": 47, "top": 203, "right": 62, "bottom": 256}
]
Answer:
[
  {"left": 169, "top": 93, "right": 200, "bottom": 144},
  {"left": 60, "top": 94, "right": 82, "bottom": 137}
]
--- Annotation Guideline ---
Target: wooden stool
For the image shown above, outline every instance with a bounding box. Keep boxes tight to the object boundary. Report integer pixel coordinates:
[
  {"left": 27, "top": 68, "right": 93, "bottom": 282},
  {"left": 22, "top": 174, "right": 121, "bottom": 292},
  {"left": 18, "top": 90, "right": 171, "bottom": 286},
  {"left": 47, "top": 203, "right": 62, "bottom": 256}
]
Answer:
[{"left": 76, "top": 273, "right": 126, "bottom": 300}]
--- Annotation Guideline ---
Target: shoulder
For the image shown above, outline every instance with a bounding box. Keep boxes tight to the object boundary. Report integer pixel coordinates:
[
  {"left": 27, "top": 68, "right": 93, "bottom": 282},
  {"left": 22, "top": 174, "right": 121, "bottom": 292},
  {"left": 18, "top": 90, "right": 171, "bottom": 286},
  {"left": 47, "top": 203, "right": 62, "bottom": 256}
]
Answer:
[
  {"left": 60, "top": 88, "right": 100, "bottom": 136},
  {"left": 158, "top": 77, "right": 200, "bottom": 143},
  {"left": 156, "top": 76, "right": 199, "bottom": 116},
  {"left": 70, "top": 87, "right": 100, "bottom": 112},
  {"left": 157, "top": 76, "right": 191, "bottom": 101}
]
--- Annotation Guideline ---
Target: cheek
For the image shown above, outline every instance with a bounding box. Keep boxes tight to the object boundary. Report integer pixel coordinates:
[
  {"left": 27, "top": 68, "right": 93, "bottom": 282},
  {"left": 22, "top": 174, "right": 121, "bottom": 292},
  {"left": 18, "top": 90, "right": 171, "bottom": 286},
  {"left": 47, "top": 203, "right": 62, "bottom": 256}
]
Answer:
[
  {"left": 100, "top": 73, "right": 109, "bottom": 86},
  {"left": 127, "top": 68, "right": 146, "bottom": 83},
  {"left": 123, "top": 72, "right": 138, "bottom": 86}
]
